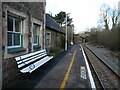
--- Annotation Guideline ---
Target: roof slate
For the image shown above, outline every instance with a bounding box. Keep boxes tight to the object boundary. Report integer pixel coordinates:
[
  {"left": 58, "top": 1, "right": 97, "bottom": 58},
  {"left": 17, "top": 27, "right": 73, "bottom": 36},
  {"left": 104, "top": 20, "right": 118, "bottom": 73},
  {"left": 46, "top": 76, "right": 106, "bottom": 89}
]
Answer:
[{"left": 46, "top": 14, "right": 64, "bottom": 33}]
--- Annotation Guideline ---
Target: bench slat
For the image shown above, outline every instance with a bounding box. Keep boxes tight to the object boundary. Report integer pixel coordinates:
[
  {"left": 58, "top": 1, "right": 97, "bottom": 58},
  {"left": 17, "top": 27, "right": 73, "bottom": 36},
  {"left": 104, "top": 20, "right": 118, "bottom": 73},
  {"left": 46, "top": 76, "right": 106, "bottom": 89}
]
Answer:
[
  {"left": 17, "top": 52, "right": 47, "bottom": 64},
  {"left": 18, "top": 54, "right": 47, "bottom": 68},
  {"left": 15, "top": 49, "right": 53, "bottom": 73},
  {"left": 15, "top": 49, "right": 46, "bottom": 61},
  {"left": 20, "top": 56, "right": 53, "bottom": 73}
]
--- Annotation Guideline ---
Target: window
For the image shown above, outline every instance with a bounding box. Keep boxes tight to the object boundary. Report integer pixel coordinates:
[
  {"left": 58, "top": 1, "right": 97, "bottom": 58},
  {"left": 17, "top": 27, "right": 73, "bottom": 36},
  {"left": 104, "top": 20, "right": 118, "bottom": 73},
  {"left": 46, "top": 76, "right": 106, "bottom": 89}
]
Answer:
[
  {"left": 33, "top": 23, "right": 40, "bottom": 46},
  {"left": 7, "top": 16, "right": 22, "bottom": 49},
  {"left": 46, "top": 32, "right": 51, "bottom": 46}
]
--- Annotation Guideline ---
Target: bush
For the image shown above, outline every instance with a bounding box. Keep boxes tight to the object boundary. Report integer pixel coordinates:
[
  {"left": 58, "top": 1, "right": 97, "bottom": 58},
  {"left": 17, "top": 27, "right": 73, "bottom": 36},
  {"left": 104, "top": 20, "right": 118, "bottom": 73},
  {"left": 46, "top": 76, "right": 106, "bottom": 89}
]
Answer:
[
  {"left": 88, "top": 26, "right": 119, "bottom": 51},
  {"left": 49, "top": 47, "right": 63, "bottom": 57}
]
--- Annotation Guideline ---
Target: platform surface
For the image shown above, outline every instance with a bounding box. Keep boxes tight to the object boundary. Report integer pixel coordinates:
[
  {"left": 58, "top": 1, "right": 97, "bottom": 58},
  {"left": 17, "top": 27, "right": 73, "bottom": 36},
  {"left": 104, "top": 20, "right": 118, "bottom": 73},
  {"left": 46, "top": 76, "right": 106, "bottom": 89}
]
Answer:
[{"left": 4, "top": 44, "right": 95, "bottom": 89}]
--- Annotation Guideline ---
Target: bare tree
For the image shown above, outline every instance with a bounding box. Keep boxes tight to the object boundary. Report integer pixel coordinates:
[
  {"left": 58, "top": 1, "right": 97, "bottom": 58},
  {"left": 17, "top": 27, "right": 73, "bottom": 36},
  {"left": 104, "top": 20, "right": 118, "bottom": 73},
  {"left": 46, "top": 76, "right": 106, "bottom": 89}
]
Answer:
[
  {"left": 111, "top": 8, "right": 120, "bottom": 30},
  {"left": 87, "top": 4, "right": 120, "bottom": 51},
  {"left": 99, "top": 4, "right": 110, "bottom": 30}
]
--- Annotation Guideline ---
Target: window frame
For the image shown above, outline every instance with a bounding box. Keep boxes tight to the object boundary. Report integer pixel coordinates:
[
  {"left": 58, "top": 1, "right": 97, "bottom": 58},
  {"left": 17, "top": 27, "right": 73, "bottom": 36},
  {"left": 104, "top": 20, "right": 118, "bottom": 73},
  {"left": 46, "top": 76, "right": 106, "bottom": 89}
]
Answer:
[
  {"left": 46, "top": 32, "right": 51, "bottom": 46},
  {"left": 7, "top": 15, "right": 23, "bottom": 49},
  {"left": 32, "top": 23, "right": 40, "bottom": 46}
]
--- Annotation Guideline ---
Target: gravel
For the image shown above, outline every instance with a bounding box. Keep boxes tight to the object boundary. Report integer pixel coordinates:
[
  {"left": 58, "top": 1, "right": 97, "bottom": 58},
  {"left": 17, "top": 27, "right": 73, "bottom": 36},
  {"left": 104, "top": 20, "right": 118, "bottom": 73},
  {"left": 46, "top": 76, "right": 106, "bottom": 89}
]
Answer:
[
  {"left": 84, "top": 43, "right": 120, "bottom": 76},
  {"left": 83, "top": 44, "right": 120, "bottom": 89}
]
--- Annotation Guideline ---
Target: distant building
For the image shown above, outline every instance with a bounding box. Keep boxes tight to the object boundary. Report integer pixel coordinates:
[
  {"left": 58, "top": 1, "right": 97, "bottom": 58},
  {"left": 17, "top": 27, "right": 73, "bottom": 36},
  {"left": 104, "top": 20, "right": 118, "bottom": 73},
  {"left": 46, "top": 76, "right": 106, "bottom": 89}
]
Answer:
[
  {"left": 1, "top": 2, "right": 46, "bottom": 86},
  {"left": 81, "top": 32, "right": 90, "bottom": 42},
  {"left": 74, "top": 34, "right": 80, "bottom": 44},
  {"left": 46, "top": 14, "right": 65, "bottom": 53}
]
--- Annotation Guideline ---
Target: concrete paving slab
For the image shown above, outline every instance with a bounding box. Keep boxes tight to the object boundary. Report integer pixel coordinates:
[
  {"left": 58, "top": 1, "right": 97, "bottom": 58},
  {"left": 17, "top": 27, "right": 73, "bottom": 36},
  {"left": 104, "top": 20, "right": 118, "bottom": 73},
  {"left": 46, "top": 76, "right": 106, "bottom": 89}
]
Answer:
[
  {"left": 64, "top": 44, "right": 94, "bottom": 89},
  {"left": 35, "top": 46, "right": 74, "bottom": 88}
]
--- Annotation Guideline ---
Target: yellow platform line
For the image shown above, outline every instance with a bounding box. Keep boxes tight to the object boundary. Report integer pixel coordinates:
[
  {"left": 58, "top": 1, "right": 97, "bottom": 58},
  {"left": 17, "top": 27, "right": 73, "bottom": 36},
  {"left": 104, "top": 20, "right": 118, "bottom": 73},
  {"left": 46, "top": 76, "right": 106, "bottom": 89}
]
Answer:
[{"left": 60, "top": 50, "right": 76, "bottom": 90}]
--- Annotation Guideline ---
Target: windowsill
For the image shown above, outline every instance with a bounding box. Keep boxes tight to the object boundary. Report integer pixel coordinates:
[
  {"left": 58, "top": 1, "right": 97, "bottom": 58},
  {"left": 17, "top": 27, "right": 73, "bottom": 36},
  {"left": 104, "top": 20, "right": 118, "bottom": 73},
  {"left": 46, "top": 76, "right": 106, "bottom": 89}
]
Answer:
[
  {"left": 8, "top": 47, "right": 26, "bottom": 54},
  {"left": 33, "top": 45, "right": 41, "bottom": 50}
]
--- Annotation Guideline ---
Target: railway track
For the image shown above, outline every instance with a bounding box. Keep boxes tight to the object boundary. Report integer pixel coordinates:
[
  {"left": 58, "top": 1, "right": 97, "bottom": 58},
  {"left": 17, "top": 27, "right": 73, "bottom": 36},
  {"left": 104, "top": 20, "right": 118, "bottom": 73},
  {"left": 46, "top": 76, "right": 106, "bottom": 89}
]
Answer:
[
  {"left": 82, "top": 44, "right": 120, "bottom": 89},
  {"left": 85, "top": 52, "right": 105, "bottom": 89}
]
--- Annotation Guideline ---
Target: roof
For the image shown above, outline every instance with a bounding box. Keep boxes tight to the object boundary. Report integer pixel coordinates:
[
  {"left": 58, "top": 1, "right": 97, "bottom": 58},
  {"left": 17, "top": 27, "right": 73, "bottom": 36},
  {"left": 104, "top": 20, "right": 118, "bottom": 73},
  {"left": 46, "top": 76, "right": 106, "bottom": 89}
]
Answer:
[{"left": 46, "top": 14, "right": 64, "bottom": 33}]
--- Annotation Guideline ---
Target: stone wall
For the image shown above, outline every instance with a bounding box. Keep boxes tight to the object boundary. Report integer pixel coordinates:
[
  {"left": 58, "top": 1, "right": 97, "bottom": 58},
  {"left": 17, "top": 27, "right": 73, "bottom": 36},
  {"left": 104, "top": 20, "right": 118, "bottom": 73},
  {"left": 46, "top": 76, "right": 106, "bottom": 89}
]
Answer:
[
  {"left": 3, "top": 2, "right": 44, "bottom": 22},
  {"left": 0, "top": 1, "right": 2, "bottom": 90},
  {"left": 62, "top": 26, "right": 73, "bottom": 45},
  {"left": 74, "top": 34, "right": 80, "bottom": 44},
  {"left": 46, "top": 28, "right": 64, "bottom": 53},
  {"left": 2, "top": 58, "right": 20, "bottom": 85},
  {"left": 2, "top": 2, "right": 45, "bottom": 86}
]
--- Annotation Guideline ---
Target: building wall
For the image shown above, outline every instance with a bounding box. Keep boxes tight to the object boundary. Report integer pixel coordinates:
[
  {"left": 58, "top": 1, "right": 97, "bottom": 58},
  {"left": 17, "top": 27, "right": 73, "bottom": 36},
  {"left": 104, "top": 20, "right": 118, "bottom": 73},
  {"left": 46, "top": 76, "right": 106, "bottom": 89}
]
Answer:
[
  {"left": 46, "top": 28, "right": 64, "bottom": 53},
  {"left": 0, "top": 1, "right": 2, "bottom": 90},
  {"left": 62, "top": 26, "right": 74, "bottom": 45},
  {"left": 74, "top": 34, "right": 80, "bottom": 44},
  {"left": 3, "top": 2, "right": 44, "bottom": 22},
  {"left": 67, "top": 26, "right": 73, "bottom": 45},
  {"left": 2, "top": 2, "right": 45, "bottom": 86},
  {"left": 46, "top": 28, "right": 56, "bottom": 53}
]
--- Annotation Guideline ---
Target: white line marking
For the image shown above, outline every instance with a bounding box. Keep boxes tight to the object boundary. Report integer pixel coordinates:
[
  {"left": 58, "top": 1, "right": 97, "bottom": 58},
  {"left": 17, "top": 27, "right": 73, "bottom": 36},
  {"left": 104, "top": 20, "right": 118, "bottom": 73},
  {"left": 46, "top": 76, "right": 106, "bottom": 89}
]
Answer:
[
  {"left": 81, "top": 66, "right": 86, "bottom": 79},
  {"left": 80, "top": 44, "right": 96, "bottom": 89}
]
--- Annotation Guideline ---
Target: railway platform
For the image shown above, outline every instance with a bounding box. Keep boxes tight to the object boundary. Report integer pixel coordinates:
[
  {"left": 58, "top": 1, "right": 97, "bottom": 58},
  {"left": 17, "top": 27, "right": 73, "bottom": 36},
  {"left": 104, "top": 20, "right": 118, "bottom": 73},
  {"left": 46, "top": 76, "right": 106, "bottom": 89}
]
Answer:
[{"left": 3, "top": 43, "right": 96, "bottom": 89}]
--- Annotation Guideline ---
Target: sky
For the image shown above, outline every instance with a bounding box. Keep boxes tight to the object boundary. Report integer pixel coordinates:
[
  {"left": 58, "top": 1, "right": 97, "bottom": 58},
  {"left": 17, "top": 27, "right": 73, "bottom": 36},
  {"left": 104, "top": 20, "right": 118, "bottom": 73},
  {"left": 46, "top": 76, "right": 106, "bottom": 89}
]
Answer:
[{"left": 46, "top": 0, "right": 119, "bottom": 33}]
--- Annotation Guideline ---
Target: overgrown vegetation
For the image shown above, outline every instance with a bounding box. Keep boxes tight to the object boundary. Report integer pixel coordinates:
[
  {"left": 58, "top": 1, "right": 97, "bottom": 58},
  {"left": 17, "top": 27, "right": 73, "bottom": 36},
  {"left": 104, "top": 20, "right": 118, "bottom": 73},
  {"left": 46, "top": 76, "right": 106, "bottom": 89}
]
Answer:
[
  {"left": 49, "top": 35, "right": 65, "bottom": 57},
  {"left": 49, "top": 47, "right": 63, "bottom": 57},
  {"left": 84, "top": 3, "right": 120, "bottom": 51},
  {"left": 88, "top": 27, "right": 119, "bottom": 51}
]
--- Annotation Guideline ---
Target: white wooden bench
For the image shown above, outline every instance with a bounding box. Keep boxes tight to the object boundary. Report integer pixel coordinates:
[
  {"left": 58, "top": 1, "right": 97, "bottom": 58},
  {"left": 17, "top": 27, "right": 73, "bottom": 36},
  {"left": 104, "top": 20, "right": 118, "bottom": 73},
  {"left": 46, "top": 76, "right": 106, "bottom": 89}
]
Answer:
[{"left": 15, "top": 49, "right": 53, "bottom": 73}]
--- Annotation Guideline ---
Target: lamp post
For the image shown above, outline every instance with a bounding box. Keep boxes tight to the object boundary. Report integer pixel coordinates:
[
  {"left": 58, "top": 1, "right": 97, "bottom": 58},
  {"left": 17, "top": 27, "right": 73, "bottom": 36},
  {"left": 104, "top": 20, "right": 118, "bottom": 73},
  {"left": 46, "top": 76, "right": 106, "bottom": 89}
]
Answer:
[
  {"left": 65, "top": 13, "right": 70, "bottom": 51},
  {"left": 71, "top": 25, "right": 74, "bottom": 45}
]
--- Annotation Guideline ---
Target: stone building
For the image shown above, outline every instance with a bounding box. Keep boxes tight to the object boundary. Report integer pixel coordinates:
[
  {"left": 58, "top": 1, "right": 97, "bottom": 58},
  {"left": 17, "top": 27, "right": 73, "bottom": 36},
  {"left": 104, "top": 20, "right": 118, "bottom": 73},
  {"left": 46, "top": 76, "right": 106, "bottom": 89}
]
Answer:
[
  {"left": 46, "top": 14, "right": 65, "bottom": 54},
  {"left": 67, "top": 26, "right": 74, "bottom": 45},
  {"left": 62, "top": 26, "right": 74, "bottom": 46},
  {"left": 1, "top": 2, "right": 46, "bottom": 86},
  {"left": 73, "top": 34, "right": 80, "bottom": 44},
  {"left": 0, "top": 2, "right": 2, "bottom": 90}
]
